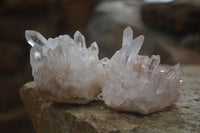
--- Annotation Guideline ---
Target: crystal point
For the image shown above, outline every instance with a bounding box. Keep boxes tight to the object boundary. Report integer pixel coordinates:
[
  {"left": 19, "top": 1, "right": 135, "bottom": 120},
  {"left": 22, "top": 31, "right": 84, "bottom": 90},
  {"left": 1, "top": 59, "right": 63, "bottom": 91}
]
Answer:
[
  {"left": 130, "top": 35, "right": 144, "bottom": 56},
  {"left": 148, "top": 55, "right": 160, "bottom": 71},
  {"left": 122, "top": 26, "right": 133, "bottom": 47},
  {"left": 89, "top": 42, "right": 99, "bottom": 56},
  {"left": 25, "top": 30, "right": 47, "bottom": 47},
  {"left": 74, "top": 31, "right": 86, "bottom": 48}
]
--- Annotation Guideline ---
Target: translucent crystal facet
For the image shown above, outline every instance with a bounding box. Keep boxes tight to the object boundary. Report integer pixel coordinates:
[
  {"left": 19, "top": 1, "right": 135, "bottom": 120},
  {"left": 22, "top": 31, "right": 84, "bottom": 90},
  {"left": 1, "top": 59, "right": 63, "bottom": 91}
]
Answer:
[
  {"left": 101, "top": 27, "right": 182, "bottom": 114},
  {"left": 25, "top": 30, "right": 47, "bottom": 47},
  {"left": 122, "top": 26, "right": 133, "bottom": 47},
  {"left": 26, "top": 30, "right": 103, "bottom": 104}
]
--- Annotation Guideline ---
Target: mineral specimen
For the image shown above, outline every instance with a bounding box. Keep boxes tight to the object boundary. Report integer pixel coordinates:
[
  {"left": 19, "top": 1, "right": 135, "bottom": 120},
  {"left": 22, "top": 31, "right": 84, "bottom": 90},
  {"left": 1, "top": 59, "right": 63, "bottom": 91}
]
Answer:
[
  {"left": 25, "top": 30, "right": 103, "bottom": 104},
  {"left": 25, "top": 27, "right": 182, "bottom": 114},
  {"left": 101, "top": 27, "right": 182, "bottom": 114}
]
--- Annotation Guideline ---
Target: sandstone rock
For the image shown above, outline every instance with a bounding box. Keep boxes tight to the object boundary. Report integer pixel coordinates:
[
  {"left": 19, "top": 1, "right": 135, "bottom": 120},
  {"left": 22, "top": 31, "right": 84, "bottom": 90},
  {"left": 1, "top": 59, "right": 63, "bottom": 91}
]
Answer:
[{"left": 20, "top": 65, "right": 200, "bottom": 133}]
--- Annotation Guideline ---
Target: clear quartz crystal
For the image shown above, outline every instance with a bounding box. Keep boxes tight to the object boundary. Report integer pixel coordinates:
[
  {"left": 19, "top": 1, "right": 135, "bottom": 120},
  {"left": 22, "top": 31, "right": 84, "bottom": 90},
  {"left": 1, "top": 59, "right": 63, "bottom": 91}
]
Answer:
[
  {"left": 101, "top": 27, "right": 182, "bottom": 114},
  {"left": 25, "top": 30, "right": 47, "bottom": 46},
  {"left": 26, "top": 30, "right": 103, "bottom": 104},
  {"left": 25, "top": 27, "right": 182, "bottom": 114}
]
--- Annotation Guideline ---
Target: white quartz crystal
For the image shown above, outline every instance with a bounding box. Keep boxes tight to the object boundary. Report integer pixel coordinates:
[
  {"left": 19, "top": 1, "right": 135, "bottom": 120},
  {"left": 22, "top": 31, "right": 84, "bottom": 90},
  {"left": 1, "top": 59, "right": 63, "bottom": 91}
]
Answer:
[
  {"left": 25, "top": 30, "right": 103, "bottom": 104},
  {"left": 101, "top": 27, "right": 182, "bottom": 114},
  {"left": 25, "top": 27, "right": 182, "bottom": 114}
]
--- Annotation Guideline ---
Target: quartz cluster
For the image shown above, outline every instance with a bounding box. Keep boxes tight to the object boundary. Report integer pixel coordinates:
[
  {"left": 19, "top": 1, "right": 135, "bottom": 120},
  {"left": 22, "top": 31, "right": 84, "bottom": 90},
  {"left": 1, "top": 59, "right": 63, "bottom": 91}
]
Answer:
[
  {"left": 25, "top": 27, "right": 181, "bottom": 114},
  {"left": 101, "top": 27, "right": 182, "bottom": 114},
  {"left": 26, "top": 30, "right": 103, "bottom": 104}
]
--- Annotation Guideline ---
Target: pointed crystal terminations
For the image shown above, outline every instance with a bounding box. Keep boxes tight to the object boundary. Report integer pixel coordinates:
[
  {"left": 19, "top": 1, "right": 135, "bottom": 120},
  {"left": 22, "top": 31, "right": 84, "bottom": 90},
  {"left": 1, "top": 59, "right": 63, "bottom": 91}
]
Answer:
[
  {"left": 25, "top": 30, "right": 47, "bottom": 47},
  {"left": 25, "top": 27, "right": 182, "bottom": 114},
  {"left": 101, "top": 27, "right": 182, "bottom": 115},
  {"left": 25, "top": 30, "right": 103, "bottom": 104}
]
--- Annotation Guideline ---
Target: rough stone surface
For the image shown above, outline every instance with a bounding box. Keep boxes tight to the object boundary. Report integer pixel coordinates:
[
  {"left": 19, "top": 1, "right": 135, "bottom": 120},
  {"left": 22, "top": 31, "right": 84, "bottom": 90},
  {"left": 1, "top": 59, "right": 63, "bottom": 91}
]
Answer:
[{"left": 20, "top": 65, "right": 200, "bottom": 133}]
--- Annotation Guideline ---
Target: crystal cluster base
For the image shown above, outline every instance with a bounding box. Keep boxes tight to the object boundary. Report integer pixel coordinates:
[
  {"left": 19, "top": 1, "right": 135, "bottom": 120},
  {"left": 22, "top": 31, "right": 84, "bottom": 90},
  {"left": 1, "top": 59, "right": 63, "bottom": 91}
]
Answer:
[
  {"left": 26, "top": 30, "right": 103, "bottom": 104},
  {"left": 101, "top": 27, "right": 181, "bottom": 114}
]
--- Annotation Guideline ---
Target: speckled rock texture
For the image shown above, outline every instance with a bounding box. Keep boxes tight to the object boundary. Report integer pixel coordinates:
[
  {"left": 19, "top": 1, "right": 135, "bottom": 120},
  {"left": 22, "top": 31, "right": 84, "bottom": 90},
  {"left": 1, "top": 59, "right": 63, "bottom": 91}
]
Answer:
[{"left": 20, "top": 65, "right": 200, "bottom": 133}]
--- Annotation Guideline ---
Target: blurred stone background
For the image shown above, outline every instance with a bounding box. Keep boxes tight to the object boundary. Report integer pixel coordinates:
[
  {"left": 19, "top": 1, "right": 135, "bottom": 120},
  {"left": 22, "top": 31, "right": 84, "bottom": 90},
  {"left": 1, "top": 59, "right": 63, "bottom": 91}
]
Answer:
[{"left": 0, "top": 0, "right": 199, "bottom": 132}]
